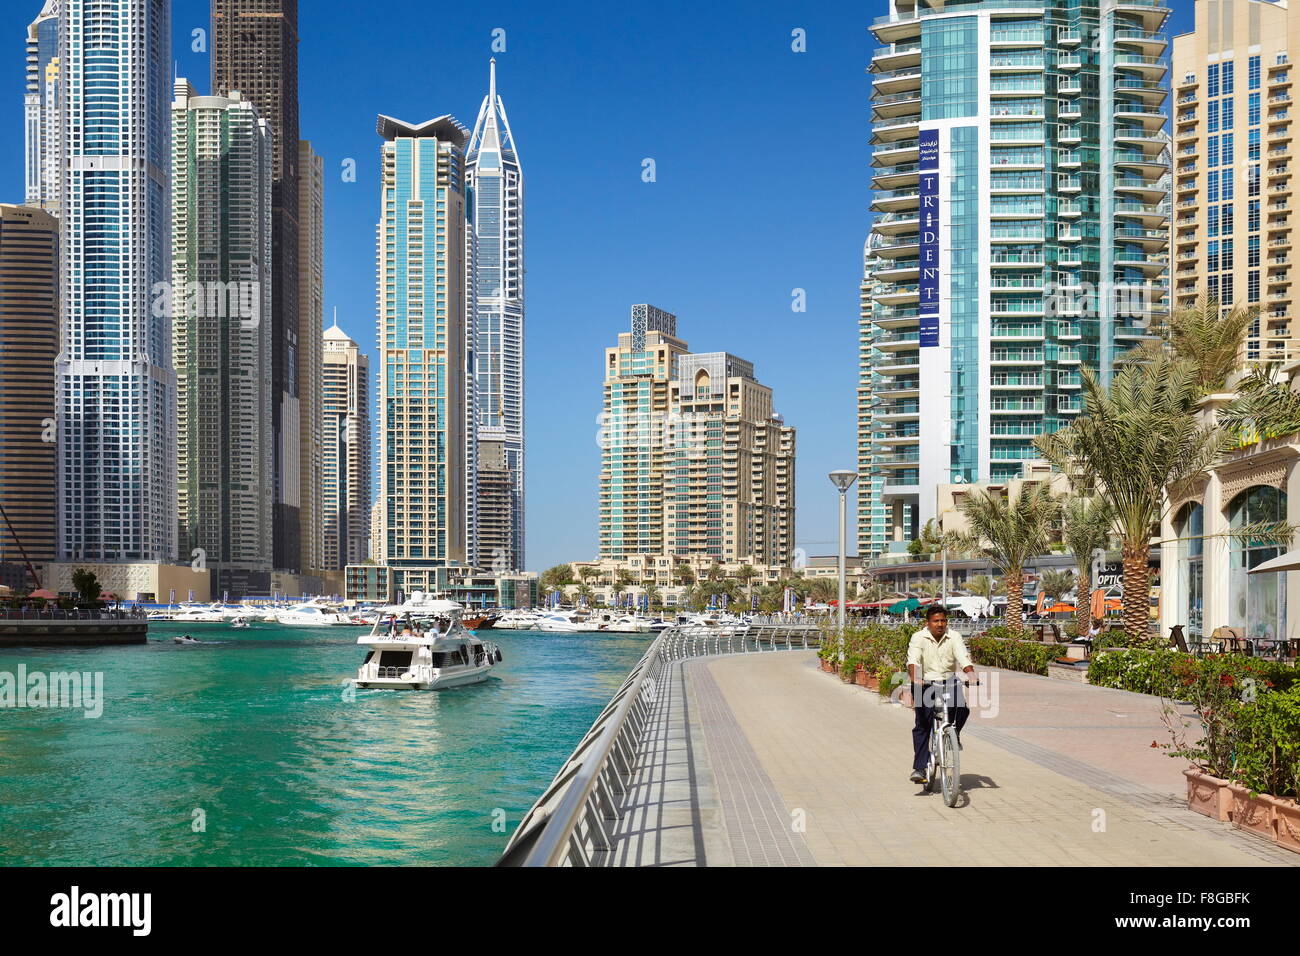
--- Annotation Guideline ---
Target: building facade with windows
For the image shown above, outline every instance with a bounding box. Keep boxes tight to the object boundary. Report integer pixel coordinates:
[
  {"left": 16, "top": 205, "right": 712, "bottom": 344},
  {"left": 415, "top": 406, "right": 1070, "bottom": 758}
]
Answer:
[
  {"left": 599, "top": 306, "right": 796, "bottom": 567},
  {"left": 466, "top": 59, "right": 526, "bottom": 572},
  {"left": 859, "top": 0, "right": 1170, "bottom": 557},
  {"left": 57, "top": 0, "right": 176, "bottom": 564},
  {"left": 376, "top": 114, "right": 473, "bottom": 597},
  {"left": 1172, "top": 0, "right": 1300, "bottom": 364},
  {"left": 322, "top": 322, "right": 371, "bottom": 570},
  {"left": 170, "top": 82, "right": 274, "bottom": 598},
  {"left": 0, "top": 204, "right": 59, "bottom": 571},
  {"left": 24, "top": 1, "right": 61, "bottom": 216}
]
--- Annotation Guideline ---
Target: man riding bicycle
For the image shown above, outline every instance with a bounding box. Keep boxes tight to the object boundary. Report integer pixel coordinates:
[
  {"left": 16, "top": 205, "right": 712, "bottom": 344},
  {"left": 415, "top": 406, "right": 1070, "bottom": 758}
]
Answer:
[{"left": 906, "top": 604, "right": 978, "bottom": 785}]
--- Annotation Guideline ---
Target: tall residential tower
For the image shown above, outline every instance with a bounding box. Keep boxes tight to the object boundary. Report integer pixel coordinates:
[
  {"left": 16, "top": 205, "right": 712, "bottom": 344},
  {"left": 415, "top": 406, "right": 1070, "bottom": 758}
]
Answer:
[
  {"left": 322, "top": 322, "right": 371, "bottom": 570},
  {"left": 212, "top": 0, "right": 305, "bottom": 574},
  {"left": 860, "top": 0, "right": 1170, "bottom": 555},
  {"left": 24, "top": 0, "right": 61, "bottom": 215},
  {"left": 57, "top": 0, "right": 175, "bottom": 563},
  {"left": 170, "top": 82, "right": 274, "bottom": 598},
  {"left": 376, "top": 114, "right": 473, "bottom": 596},
  {"left": 466, "top": 59, "right": 526, "bottom": 572},
  {"left": 1173, "top": 0, "right": 1300, "bottom": 364}
]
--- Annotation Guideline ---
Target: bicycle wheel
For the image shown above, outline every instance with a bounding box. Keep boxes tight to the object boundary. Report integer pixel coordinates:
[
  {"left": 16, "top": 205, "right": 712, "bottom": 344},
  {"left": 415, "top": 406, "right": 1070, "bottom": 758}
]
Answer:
[
  {"left": 925, "top": 728, "right": 939, "bottom": 792},
  {"left": 940, "top": 725, "right": 961, "bottom": 807}
]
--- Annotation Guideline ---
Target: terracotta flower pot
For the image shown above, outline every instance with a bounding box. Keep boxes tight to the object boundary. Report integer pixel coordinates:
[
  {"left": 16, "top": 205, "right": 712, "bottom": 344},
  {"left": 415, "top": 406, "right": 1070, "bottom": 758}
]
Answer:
[
  {"left": 820, "top": 659, "right": 833, "bottom": 673},
  {"left": 1265, "top": 796, "right": 1300, "bottom": 854},
  {"left": 866, "top": 675, "right": 881, "bottom": 692},
  {"left": 854, "top": 670, "right": 869, "bottom": 687},
  {"left": 1228, "top": 783, "right": 1276, "bottom": 839},
  {"left": 1184, "top": 769, "right": 1233, "bottom": 823}
]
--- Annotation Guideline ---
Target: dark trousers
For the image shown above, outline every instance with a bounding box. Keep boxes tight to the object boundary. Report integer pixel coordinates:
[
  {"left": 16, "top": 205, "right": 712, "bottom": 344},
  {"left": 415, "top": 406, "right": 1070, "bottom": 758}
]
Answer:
[{"left": 911, "top": 679, "right": 970, "bottom": 772}]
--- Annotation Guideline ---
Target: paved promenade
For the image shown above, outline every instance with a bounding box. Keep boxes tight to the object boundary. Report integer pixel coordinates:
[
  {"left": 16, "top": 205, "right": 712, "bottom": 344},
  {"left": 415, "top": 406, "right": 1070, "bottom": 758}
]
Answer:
[{"left": 598, "top": 650, "right": 1299, "bottom": 866}]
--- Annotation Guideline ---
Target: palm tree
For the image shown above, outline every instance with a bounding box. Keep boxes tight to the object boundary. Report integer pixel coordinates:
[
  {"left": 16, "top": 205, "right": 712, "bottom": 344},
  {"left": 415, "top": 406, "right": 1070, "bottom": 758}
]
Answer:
[
  {"left": 1038, "top": 568, "right": 1075, "bottom": 603},
  {"left": 735, "top": 564, "right": 758, "bottom": 603},
  {"left": 613, "top": 570, "right": 635, "bottom": 608},
  {"left": 807, "top": 578, "right": 839, "bottom": 604},
  {"left": 1060, "top": 494, "right": 1112, "bottom": 635},
  {"left": 576, "top": 583, "right": 595, "bottom": 608},
  {"left": 644, "top": 583, "right": 662, "bottom": 611},
  {"left": 1154, "top": 294, "right": 1258, "bottom": 394},
  {"left": 956, "top": 483, "right": 1063, "bottom": 635},
  {"left": 578, "top": 566, "right": 600, "bottom": 585},
  {"left": 964, "top": 574, "right": 993, "bottom": 600},
  {"left": 675, "top": 564, "right": 695, "bottom": 588},
  {"left": 1037, "top": 356, "right": 1230, "bottom": 640},
  {"left": 1220, "top": 363, "right": 1300, "bottom": 442}
]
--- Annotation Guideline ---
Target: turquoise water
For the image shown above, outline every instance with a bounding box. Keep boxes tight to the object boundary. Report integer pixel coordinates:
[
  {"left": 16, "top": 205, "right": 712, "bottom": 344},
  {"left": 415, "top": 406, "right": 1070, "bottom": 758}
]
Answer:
[{"left": 0, "top": 623, "right": 651, "bottom": 866}]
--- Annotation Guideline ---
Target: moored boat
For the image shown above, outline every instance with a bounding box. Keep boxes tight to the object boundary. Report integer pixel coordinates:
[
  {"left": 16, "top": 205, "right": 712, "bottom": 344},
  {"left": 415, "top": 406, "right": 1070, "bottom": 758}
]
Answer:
[{"left": 355, "top": 599, "right": 501, "bottom": 690}]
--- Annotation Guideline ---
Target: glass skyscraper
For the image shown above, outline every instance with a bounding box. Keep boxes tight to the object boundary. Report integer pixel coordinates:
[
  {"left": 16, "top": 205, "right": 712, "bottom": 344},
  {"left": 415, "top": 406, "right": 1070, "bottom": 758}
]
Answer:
[
  {"left": 860, "top": 0, "right": 1170, "bottom": 555},
  {"left": 377, "top": 114, "right": 473, "bottom": 596},
  {"left": 24, "top": 0, "right": 61, "bottom": 216},
  {"left": 57, "top": 0, "right": 175, "bottom": 563},
  {"left": 466, "top": 59, "right": 525, "bottom": 572}
]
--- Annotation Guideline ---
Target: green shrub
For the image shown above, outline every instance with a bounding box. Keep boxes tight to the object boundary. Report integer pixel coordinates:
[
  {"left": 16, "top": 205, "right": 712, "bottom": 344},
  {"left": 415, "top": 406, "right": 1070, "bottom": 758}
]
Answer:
[
  {"left": 1231, "top": 685, "right": 1300, "bottom": 800},
  {"left": 967, "top": 635, "right": 1054, "bottom": 676}
]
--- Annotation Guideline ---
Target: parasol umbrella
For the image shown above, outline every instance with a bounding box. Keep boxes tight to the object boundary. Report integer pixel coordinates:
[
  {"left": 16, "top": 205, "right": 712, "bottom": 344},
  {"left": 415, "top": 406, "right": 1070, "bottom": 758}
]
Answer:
[
  {"left": 887, "top": 597, "right": 921, "bottom": 614},
  {"left": 1045, "top": 602, "right": 1075, "bottom": 613},
  {"left": 1248, "top": 548, "right": 1300, "bottom": 574},
  {"left": 1089, "top": 588, "right": 1106, "bottom": 620},
  {"left": 30, "top": 588, "right": 57, "bottom": 600}
]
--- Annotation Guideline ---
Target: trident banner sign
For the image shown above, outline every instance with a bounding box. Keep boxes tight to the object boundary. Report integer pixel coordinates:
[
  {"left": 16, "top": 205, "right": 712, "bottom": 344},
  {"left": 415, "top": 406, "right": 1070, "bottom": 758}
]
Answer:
[{"left": 918, "top": 127, "right": 941, "bottom": 348}]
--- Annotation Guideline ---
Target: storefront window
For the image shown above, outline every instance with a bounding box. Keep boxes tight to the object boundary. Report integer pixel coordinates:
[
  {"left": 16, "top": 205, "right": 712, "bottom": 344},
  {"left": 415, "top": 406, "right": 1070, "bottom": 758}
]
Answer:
[
  {"left": 1227, "top": 486, "right": 1287, "bottom": 642},
  {"left": 1176, "top": 503, "right": 1204, "bottom": 639}
]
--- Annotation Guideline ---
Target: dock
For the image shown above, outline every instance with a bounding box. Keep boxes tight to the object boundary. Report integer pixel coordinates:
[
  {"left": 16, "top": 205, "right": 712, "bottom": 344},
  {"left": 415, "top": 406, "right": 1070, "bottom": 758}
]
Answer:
[{"left": 499, "top": 626, "right": 1299, "bottom": 867}]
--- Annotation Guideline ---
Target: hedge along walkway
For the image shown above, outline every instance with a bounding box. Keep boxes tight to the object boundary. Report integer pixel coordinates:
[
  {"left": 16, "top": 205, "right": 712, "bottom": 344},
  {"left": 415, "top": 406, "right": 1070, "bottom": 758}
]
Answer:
[{"left": 702, "top": 651, "right": 1299, "bottom": 866}]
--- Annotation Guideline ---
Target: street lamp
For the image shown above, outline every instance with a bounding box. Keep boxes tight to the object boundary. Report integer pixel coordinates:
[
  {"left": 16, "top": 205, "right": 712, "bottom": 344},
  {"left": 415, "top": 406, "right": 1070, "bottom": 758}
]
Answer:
[{"left": 829, "top": 470, "right": 859, "bottom": 635}]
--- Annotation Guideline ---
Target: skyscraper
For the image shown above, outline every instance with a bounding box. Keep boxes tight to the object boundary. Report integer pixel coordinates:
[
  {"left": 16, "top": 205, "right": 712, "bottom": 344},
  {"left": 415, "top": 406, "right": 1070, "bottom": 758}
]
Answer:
[
  {"left": 298, "top": 141, "right": 325, "bottom": 575},
  {"left": 212, "top": 0, "right": 303, "bottom": 573},
  {"left": 170, "top": 82, "right": 274, "bottom": 598},
  {"left": 24, "top": 0, "right": 61, "bottom": 216},
  {"left": 599, "top": 306, "right": 796, "bottom": 566},
  {"left": 57, "top": 0, "right": 175, "bottom": 563},
  {"left": 0, "top": 204, "right": 59, "bottom": 569},
  {"left": 860, "top": 0, "right": 1170, "bottom": 554},
  {"left": 1172, "top": 0, "right": 1298, "bottom": 364},
  {"left": 322, "top": 322, "right": 371, "bottom": 570},
  {"left": 466, "top": 59, "right": 526, "bottom": 572},
  {"left": 377, "top": 114, "right": 472, "bottom": 596}
]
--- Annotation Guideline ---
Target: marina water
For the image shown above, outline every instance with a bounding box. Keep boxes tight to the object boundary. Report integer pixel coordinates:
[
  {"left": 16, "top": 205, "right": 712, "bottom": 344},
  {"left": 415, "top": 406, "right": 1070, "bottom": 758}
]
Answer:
[{"left": 0, "top": 623, "right": 651, "bottom": 865}]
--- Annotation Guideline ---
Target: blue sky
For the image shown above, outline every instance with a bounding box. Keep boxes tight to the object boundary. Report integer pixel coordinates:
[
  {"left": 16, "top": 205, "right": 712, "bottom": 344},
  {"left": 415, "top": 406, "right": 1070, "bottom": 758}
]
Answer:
[{"left": 1, "top": 0, "right": 1198, "bottom": 572}]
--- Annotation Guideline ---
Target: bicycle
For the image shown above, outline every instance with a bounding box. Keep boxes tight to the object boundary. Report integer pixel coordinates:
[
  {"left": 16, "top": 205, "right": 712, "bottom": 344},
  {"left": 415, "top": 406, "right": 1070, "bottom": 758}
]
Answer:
[{"left": 923, "top": 678, "right": 977, "bottom": 807}]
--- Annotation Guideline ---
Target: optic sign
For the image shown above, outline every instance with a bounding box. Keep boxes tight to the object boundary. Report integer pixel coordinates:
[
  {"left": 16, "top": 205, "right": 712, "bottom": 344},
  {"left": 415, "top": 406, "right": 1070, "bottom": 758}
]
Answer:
[{"left": 917, "top": 128, "right": 941, "bottom": 348}]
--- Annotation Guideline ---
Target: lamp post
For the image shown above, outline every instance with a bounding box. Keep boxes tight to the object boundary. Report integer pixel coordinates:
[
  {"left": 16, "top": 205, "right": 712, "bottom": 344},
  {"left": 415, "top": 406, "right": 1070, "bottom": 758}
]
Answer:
[{"left": 829, "top": 470, "right": 859, "bottom": 636}]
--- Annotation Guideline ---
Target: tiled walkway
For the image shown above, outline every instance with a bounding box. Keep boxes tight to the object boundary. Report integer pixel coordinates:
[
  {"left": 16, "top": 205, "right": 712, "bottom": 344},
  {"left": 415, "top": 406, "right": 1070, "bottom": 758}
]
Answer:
[{"left": 602, "top": 650, "right": 1299, "bottom": 867}]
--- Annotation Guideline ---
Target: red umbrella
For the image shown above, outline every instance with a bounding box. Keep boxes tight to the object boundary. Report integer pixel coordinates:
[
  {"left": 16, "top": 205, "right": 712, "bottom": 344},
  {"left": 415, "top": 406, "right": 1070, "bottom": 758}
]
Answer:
[{"left": 30, "top": 588, "right": 57, "bottom": 600}]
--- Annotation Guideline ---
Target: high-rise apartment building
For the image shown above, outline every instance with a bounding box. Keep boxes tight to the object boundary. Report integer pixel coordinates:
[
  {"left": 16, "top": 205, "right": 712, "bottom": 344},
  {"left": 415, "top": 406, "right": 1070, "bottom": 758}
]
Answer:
[
  {"left": 466, "top": 59, "right": 526, "bottom": 572},
  {"left": 24, "top": 1, "right": 61, "bottom": 216},
  {"left": 1173, "top": 0, "right": 1299, "bottom": 363},
  {"left": 377, "top": 114, "right": 473, "bottom": 596},
  {"left": 298, "top": 141, "right": 325, "bottom": 574},
  {"left": 0, "top": 204, "right": 59, "bottom": 568},
  {"left": 212, "top": 0, "right": 303, "bottom": 573},
  {"left": 170, "top": 82, "right": 274, "bottom": 598},
  {"left": 857, "top": 245, "right": 889, "bottom": 559},
  {"left": 860, "top": 0, "right": 1170, "bottom": 554},
  {"left": 322, "top": 322, "right": 371, "bottom": 570},
  {"left": 57, "top": 0, "right": 175, "bottom": 563},
  {"left": 599, "top": 306, "right": 796, "bottom": 566}
]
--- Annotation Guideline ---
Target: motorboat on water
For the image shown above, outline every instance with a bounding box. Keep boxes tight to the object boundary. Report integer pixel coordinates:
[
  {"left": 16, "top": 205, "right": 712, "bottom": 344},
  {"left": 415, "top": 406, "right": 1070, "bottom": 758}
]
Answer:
[
  {"left": 591, "top": 611, "right": 655, "bottom": 633},
  {"left": 173, "top": 635, "right": 203, "bottom": 645},
  {"left": 171, "top": 603, "right": 227, "bottom": 624},
  {"left": 491, "top": 609, "right": 539, "bottom": 631},
  {"left": 533, "top": 610, "right": 588, "bottom": 633},
  {"left": 355, "top": 599, "right": 502, "bottom": 690},
  {"left": 274, "top": 603, "right": 352, "bottom": 627}
]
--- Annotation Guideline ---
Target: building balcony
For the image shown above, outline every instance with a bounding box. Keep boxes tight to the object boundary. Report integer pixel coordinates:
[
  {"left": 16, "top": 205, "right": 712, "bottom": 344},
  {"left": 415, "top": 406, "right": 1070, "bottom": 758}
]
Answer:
[
  {"left": 871, "top": 163, "right": 920, "bottom": 190},
  {"left": 870, "top": 187, "right": 919, "bottom": 213},
  {"left": 872, "top": 89, "right": 923, "bottom": 119},
  {"left": 870, "top": 41, "right": 921, "bottom": 73},
  {"left": 873, "top": 114, "right": 922, "bottom": 141},
  {"left": 871, "top": 258, "right": 919, "bottom": 282},
  {"left": 1113, "top": 28, "right": 1169, "bottom": 54},
  {"left": 1114, "top": 53, "right": 1169, "bottom": 80},
  {"left": 873, "top": 211, "right": 921, "bottom": 236}
]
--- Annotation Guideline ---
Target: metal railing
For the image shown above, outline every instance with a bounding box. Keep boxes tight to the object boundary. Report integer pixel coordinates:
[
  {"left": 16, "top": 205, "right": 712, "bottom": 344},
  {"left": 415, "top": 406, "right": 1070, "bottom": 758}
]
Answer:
[
  {"left": 497, "top": 624, "right": 821, "bottom": 867},
  {"left": 0, "top": 608, "right": 146, "bottom": 621}
]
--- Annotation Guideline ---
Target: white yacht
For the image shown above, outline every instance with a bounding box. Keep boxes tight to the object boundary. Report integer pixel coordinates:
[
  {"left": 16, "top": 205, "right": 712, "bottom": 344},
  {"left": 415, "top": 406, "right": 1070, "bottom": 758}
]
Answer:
[
  {"left": 171, "top": 603, "right": 227, "bottom": 624},
  {"left": 355, "top": 599, "right": 502, "bottom": 690},
  {"left": 275, "top": 603, "right": 350, "bottom": 627},
  {"left": 592, "top": 611, "right": 654, "bottom": 633},
  {"left": 533, "top": 611, "right": 586, "bottom": 633},
  {"left": 492, "top": 609, "right": 539, "bottom": 631}
]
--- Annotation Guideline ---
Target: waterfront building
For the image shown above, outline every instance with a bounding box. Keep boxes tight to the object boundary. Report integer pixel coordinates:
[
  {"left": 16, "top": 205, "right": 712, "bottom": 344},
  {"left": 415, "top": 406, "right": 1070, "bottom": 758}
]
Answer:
[
  {"left": 858, "top": 245, "right": 890, "bottom": 559},
  {"left": 1172, "top": 0, "right": 1300, "bottom": 364},
  {"left": 0, "top": 204, "right": 59, "bottom": 571},
  {"left": 299, "top": 141, "right": 325, "bottom": 575},
  {"left": 322, "top": 322, "right": 371, "bottom": 570},
  {"left": 370, "top": 498, "right": 384, "bottom": 563},
  {"left": 860, "top": 0, "right": 1171, "bottom": 557},
  {"left": 57, "top": 0, "right": 175, "bottom": 564},
  {"left": 377, "top": 114, "right": 474, "bottom": 596},
  {"left": 599, "top": 306, "right": 796, "bottom": 566},
  {"left": 466, "top": 58, "right": 526, "bottom": 572},
  {"left": 170, "top": 82, "right": 274, "bottom": 598},
  {"left": 212, "top": 0, "right": 303, "bottom": 573},
  {"left": 23, "top": 0, "right": 61, "bottom": 216},
  {"left": 563, "top": 555, "right": 792, "bottom": 609}
]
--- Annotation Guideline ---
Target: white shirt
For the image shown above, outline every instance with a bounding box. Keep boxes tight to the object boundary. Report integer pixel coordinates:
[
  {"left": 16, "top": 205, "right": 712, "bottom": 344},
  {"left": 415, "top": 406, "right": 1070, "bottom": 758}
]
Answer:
[{"left": 907, "top": 627, "right": 973, "bottom": 682}]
